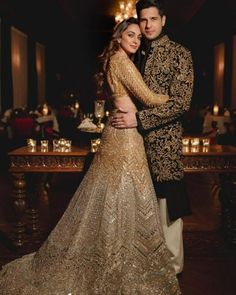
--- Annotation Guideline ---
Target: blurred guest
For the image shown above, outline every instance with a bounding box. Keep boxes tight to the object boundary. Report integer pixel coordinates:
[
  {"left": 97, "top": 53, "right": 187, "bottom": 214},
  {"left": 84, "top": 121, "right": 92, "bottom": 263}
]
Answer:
[
  {"left": 218, "top": 121, "right": 236, "bottom": 146},
  {"left": 203, "top": 121, "right": 219, "bottom": 144}
]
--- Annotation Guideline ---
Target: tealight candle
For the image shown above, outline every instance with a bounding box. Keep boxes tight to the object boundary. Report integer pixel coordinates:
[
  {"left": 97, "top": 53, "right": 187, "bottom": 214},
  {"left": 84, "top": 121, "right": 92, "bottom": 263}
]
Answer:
[
  {"left": 42, "top": 104, "right": 49, "bottom": 116},
  {"left": 40, "top": 140, "right": 49, "bottom": 152},
  {"left": 27, "top": 138, "right": 36, "bottom": 152},
  {"left": 27, "top": 138, "right": 36, "bottom": 147},
  {"left": 202, "top": 138, "right": 210, "bottom": 146},
  {"left": 182, "top": 138, "right": 189, "bottom": 146},
  {"left": 190, "top": 138, "right": 200, "bottom": 146},
  {"left": 213, "top": 104, "right": 219, "bottom": 116},
  {"left": 75, "top": 100, "right": 80, "bottom": 110},
  {"left": 91, "top": 139, "right": 98, "bottom": 153},
  {"left": 96, "top": 138, "right": 101, "bottom": 146},
  {"left": 65, "top": 140, "right": 72, "bottom": 152},
  {"left": 53, "top": 139, "right": 59, "bottom": 151},
  {"left": 57, "top": 138, "right": 66, "bottom": 152}
]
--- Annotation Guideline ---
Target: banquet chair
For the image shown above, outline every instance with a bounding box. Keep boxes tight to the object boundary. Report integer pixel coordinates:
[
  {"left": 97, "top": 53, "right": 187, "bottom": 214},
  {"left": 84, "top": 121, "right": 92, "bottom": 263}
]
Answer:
[
  {"left": 36, "top": 120, "right": 54, "bottom": 141},
  {"left": 57, "top": 106, "right": 77, "bottom": 140},
  {"left": 11, "top": 117, "right": 35, "bottom": 147}
]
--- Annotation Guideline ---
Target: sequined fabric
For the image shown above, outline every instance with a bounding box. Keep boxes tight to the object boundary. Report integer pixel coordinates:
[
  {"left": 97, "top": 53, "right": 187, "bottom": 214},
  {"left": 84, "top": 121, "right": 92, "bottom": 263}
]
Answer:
[
  {"left": 0, "top": 122, "right": 180, "bottom": 294},
  {"left": 107, "top": 52, "right": 169, "bottom": 106}
]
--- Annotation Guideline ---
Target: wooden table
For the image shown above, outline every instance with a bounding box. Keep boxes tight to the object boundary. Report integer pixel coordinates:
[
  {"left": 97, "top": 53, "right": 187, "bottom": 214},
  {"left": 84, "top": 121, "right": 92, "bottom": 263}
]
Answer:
[
  {"left": 7, "top": 144, "right": 236, "bottom": 248},
  {"left": 8, "top": 145, "right": 90, "bottom": 246},
  {"left": 182, "top": 144, "right": 236, "bottom": 248},
  {"left": 182, "top": 144, "right": 236, "bottom": 173}
]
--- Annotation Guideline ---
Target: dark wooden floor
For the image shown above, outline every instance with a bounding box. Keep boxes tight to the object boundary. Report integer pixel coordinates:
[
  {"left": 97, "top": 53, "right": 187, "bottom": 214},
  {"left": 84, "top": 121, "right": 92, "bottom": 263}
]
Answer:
[{"left": 0, "top": 165, "right": 236, "bottom": 294}]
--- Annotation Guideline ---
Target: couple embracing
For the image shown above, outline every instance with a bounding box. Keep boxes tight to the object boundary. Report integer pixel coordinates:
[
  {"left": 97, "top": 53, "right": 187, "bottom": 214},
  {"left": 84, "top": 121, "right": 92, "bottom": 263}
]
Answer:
[{"left": 0, "top": 0, "right": 193, "bottom": 294}]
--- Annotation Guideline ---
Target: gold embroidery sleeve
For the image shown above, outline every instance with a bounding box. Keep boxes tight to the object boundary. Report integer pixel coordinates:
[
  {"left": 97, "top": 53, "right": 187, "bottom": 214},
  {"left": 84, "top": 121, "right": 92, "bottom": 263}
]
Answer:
[
  {"left": 109, "top": 55, "right": 169, "bottom": 106},
  {"left": 137, "top": 48, "right": 194, "bottom": 130}
]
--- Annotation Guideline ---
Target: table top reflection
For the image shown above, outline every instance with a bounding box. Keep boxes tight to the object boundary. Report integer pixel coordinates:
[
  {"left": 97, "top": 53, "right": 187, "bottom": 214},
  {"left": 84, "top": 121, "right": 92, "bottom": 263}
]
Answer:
[
  {"left": 182, "top": 144, "right": 236, "bottom": 173},
  {"left": 182, "top": 144, "right": 236, "bottom": 155},
  {"left": 8, "top": 145, "right": 90, "bottom": 156}
]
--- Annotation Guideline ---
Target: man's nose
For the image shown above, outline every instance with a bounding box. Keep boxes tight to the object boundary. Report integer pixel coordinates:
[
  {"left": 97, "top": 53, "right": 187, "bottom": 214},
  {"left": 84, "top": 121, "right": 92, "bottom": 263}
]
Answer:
[{"left": 145, "top": 20, "right": 151, "bottom": 28}]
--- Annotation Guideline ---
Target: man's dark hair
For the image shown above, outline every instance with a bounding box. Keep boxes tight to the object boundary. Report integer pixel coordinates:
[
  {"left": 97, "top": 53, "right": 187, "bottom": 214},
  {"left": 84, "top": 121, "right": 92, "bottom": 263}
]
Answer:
[{"left": 136, "top": 0, "right": 165, "bottom": 18}]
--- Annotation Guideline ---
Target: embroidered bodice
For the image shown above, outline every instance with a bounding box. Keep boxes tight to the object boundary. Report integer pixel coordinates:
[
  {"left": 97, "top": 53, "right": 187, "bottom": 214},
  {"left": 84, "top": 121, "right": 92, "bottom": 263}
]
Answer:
[{"left": 107, "top": 52, "right": 168, "bottom": 107}]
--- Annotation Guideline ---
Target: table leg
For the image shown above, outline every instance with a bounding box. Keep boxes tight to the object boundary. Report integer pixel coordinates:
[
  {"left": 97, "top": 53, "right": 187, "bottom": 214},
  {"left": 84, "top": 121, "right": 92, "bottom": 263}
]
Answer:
[
  {"left": 25, "top": 173, "right": 42, "bottom": 236},
  {"left": 219, "top": 173, "right": 236, "bottom": 248},
  {"left": 12, "top": 173, "right": 27, "bottom": 247}
]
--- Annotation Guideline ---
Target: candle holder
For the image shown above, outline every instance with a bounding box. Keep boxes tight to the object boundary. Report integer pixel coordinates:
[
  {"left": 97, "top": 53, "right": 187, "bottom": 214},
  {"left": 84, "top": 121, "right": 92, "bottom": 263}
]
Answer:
[
  {"left": 27, "top": 138, "right": 36, "bottom": 152},
  {"left": 97, "top": 115, "right": 102, "bottom": 129},
  {"left": 190, "top": 138, "right": 200, "bottom": 147},
  {"left": 53, "top": 139, "right": 59, "bottom": 151},
  {"left": 40, "top": 140, "right": 49, "bottom": 152},
  {"left": 91, "top": 139, "right": 98, "bottom": 153},
  {"left": 53, "top": 138, "right": 72, "bottom": 152},
  {"left": 202, "top": 138, "right": 210, "bottom": 146},
  {"left": 182, "top": 138, "right": 190, "bottom": 146},
  {"left": 90, "top": 138, "right": 101, "bottom": 153},
  {"left": 65, "top": 140, "right": 72, "bottom": 152},
  {"left": 57, "top": 138, "right": 67, "bottom": 152},
  {"left": 94, "top": 100, "right": 105, "bottom": 129},
  {"left": 96, "top": 138, "right": 101, "bottom": 146}
]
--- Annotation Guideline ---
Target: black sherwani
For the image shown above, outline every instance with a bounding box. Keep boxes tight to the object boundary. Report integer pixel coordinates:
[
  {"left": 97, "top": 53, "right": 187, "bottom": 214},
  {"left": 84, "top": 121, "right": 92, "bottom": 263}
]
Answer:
[{"left": 135, "top": 35, "right": 194, "bottom": 221}]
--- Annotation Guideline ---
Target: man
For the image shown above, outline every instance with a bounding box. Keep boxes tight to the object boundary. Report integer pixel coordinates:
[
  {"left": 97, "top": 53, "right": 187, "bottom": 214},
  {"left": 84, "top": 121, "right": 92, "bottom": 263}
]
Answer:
[{"left": 111, "top": 0, "right": 194, "bottom": 274}]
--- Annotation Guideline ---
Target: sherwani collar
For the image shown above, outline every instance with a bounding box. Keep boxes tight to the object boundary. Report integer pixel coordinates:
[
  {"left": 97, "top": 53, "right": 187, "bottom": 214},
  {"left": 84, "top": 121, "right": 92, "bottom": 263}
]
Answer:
[
  {"left": 150, "top": 34, "right": 169, "bottom": 48},
  {"left": 135, "top": 34, "right": 169, "bottom": 75}
]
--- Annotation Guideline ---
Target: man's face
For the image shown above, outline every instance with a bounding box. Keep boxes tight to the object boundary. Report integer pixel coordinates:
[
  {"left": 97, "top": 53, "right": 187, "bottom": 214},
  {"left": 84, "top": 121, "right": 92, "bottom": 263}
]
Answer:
[{"left": 139, "top": 6, "right": 166, "bottom": 40}]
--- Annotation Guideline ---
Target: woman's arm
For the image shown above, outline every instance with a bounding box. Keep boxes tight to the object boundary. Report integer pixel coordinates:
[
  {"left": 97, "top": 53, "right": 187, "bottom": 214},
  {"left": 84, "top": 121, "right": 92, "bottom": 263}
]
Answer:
[{"left": 109, "top": 54, "right": 169, "bottom": 106}]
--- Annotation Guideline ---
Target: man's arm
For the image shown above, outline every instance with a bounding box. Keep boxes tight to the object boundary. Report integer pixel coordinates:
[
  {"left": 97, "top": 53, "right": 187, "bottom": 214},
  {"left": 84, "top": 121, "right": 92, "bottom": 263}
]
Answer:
[
  {"left": 111, "top": 109, "right": 137, "bottom": 129},
  {"left": 137, "top": 48, "right": 194, "bottom": 131}
]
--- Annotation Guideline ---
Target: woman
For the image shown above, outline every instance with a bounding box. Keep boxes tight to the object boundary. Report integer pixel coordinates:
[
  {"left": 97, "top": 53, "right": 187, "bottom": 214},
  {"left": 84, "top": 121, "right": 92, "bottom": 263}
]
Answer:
[{"left": 0, "top": 18, "right": 180, "bottom": 294}]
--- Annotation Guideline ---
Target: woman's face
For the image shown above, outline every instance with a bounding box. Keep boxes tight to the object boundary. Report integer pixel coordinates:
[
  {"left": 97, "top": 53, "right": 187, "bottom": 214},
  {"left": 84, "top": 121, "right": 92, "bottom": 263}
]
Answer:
[{"left": 119, "top": 24, "right": 142, "bottom": 55}]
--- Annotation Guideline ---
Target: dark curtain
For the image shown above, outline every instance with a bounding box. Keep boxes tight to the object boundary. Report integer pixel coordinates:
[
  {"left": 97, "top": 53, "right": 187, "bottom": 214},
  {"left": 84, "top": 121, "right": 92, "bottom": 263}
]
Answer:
[
  {"left": 223, "top": 36, "right": 232, "bottom": 108},
  {"left": 1, "top": 17, "right": 13, "bottom": 112},
  {"left": 27, "top": 38, "right": 38, "bottom": 109}
]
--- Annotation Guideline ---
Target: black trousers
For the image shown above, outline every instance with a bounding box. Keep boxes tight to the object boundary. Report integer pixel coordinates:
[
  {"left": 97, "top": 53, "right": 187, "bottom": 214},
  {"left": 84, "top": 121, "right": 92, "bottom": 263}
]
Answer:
[{"left": 153, "top": 178, "right": 192, "bottom": 221}]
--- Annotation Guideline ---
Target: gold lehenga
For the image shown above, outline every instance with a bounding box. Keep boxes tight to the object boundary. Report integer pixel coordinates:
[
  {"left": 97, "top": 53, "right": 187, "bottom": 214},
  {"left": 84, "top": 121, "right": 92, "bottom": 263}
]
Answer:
[
  {"left": 0, "top": 123, "right": 180, "bottom": 294},
  {"left": 0, "top": 52, "right": 180, "bottom": 294}
]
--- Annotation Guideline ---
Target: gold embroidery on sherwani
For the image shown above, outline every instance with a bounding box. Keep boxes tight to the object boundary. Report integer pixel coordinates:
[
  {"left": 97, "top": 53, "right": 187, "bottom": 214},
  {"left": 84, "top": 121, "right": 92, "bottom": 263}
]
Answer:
[
  {"left": 0, "top": 51, "right": 181, "bottom": 294},
  {"left": 137, "top": 35, "right": 194, "bottom": 182}
]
